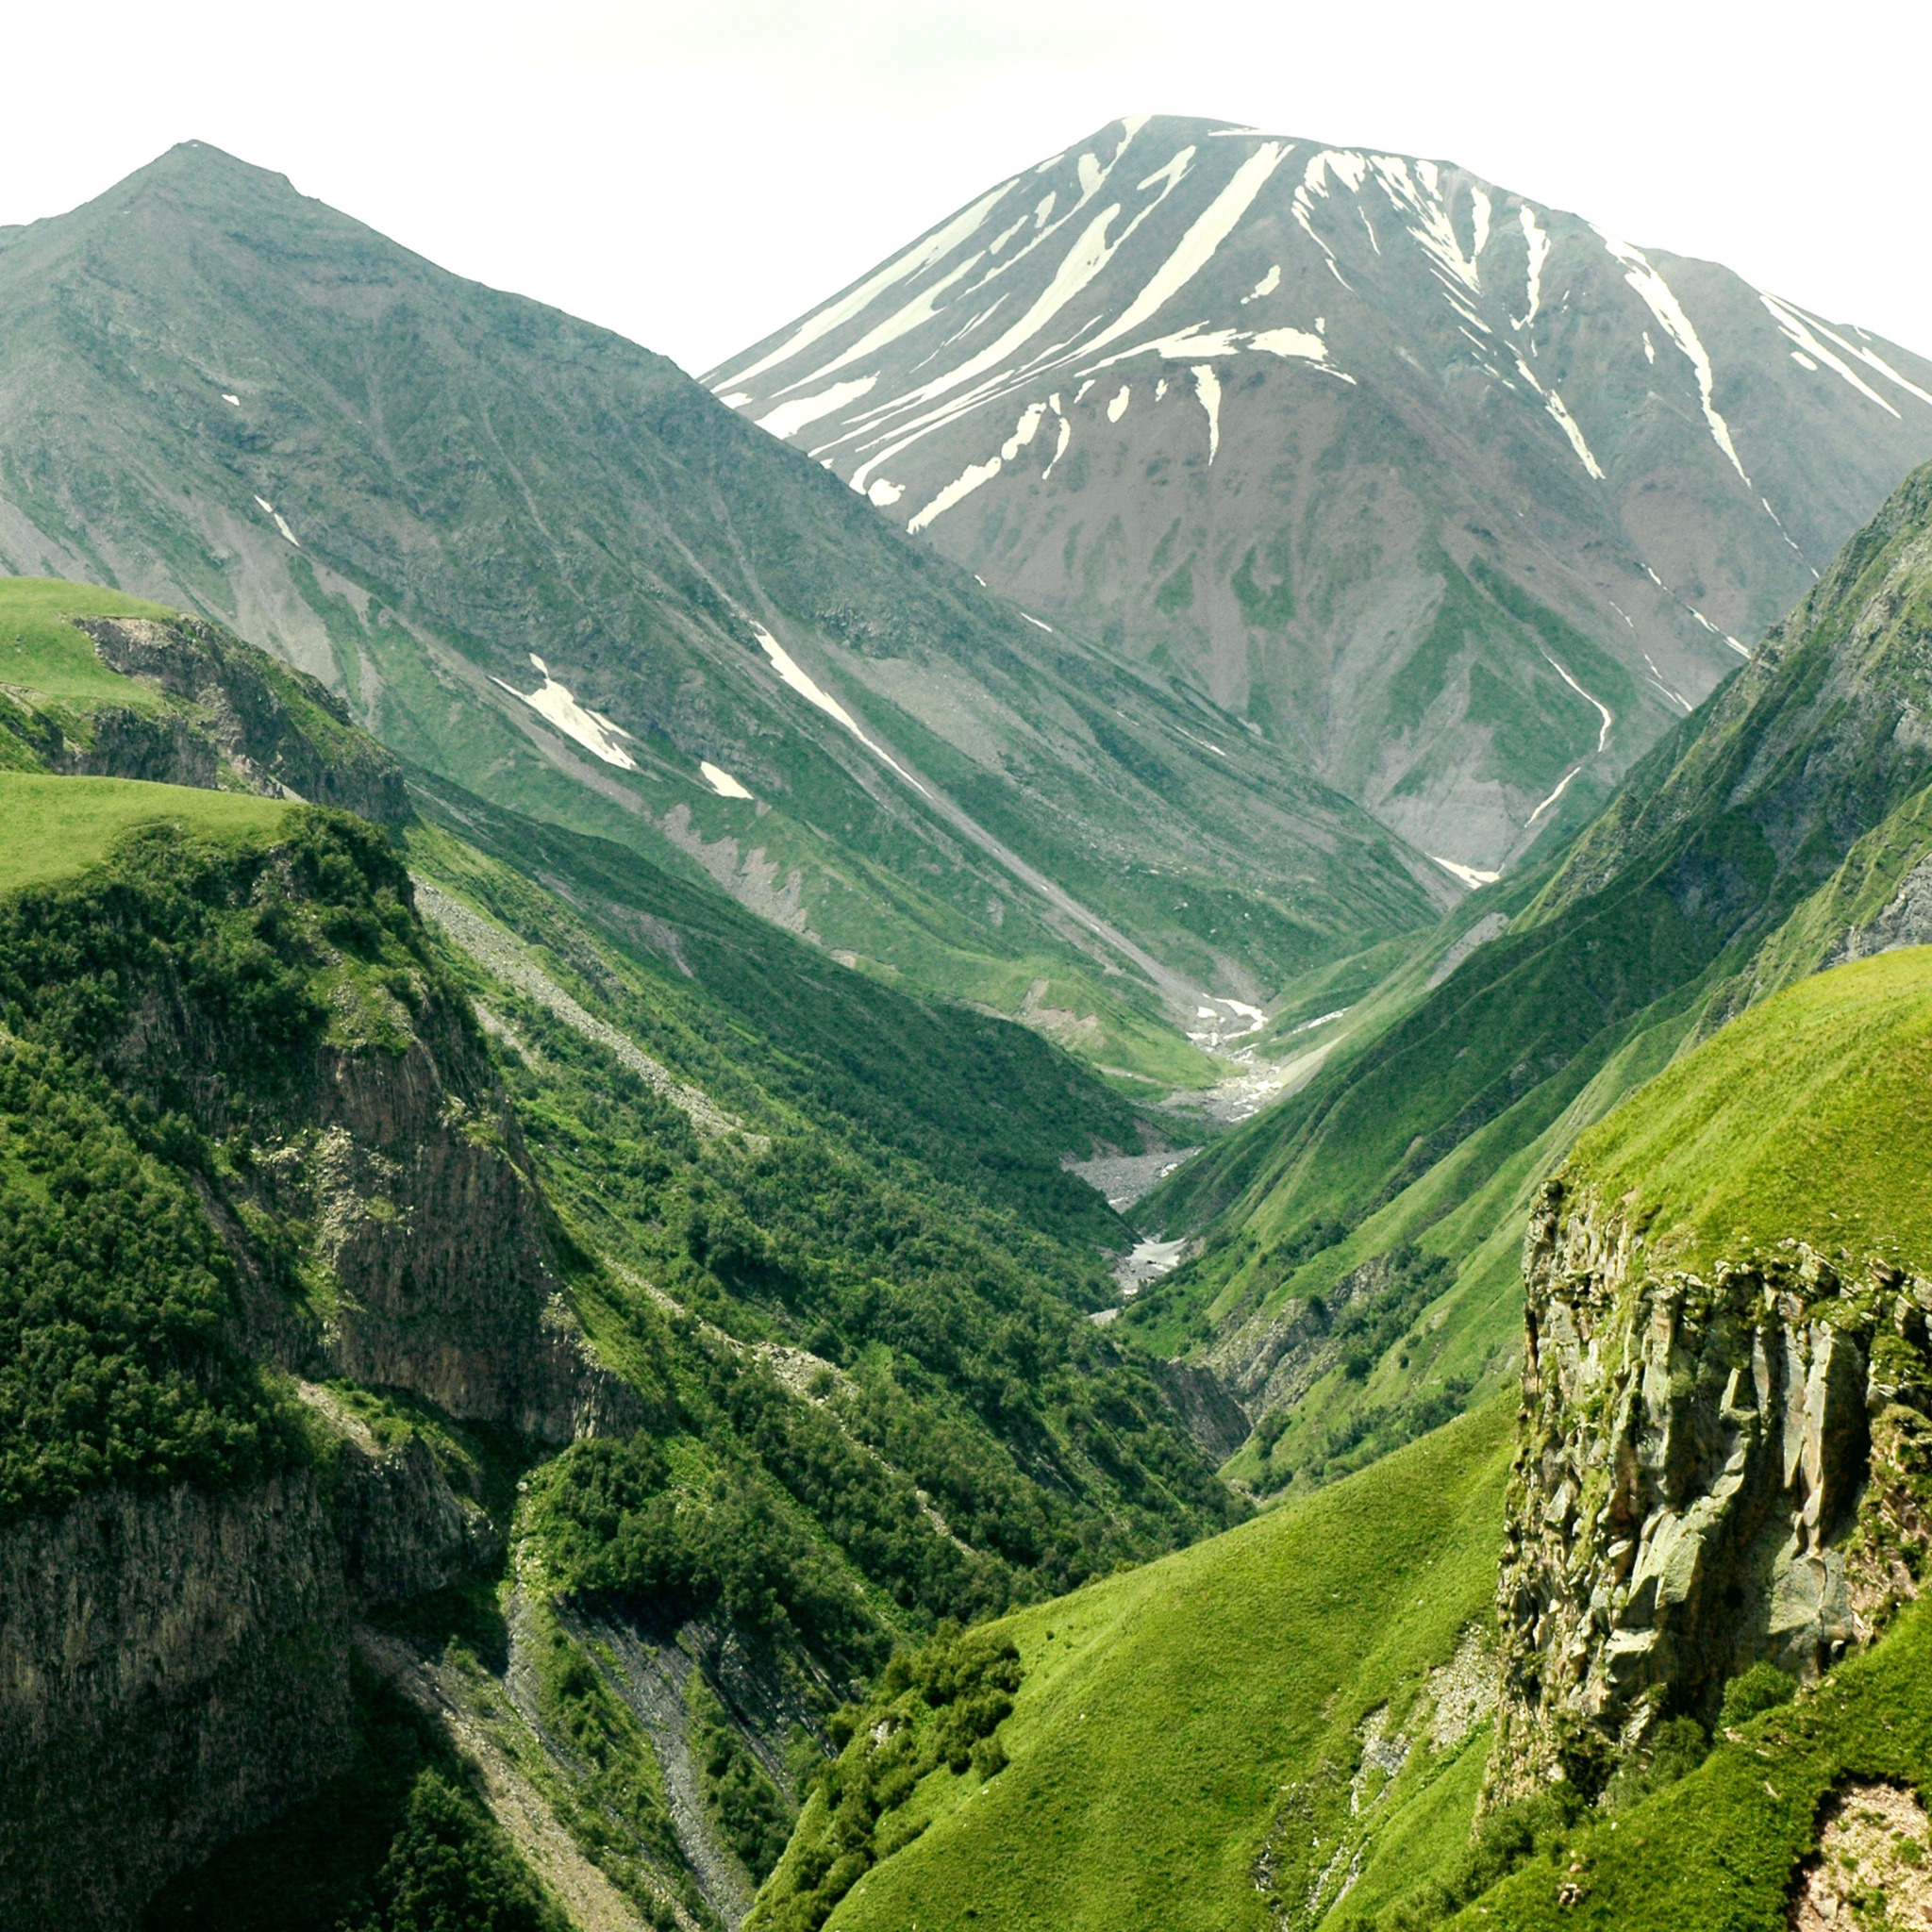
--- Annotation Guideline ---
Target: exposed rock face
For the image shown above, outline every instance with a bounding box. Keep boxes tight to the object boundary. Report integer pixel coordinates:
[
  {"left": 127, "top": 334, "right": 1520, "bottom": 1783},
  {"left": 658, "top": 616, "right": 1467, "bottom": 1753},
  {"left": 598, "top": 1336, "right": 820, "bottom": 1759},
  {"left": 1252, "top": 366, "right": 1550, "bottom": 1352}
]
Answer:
[
  {"left": 74, "top": 613, "right": 408, "bottom": 821},
  {"left": 0, "top": 1474, "right": 354, "bottom": 1931},
  {"left": 1488, "top": 1180, "right": 1932, "bottom": 1802}
]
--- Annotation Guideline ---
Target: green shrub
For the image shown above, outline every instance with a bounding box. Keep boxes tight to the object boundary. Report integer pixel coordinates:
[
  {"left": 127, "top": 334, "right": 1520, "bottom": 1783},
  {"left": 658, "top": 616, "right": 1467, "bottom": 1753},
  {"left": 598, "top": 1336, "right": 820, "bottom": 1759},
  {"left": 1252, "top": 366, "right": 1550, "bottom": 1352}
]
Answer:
[
  {"left": 1720, "top": 1661, "right": 1797, "bottom": 1731},
  {"left": 341, "top": 1771, "right": 569, "bottom": 1932},
  {"left": 689, "top": 1674, "right": 795, "bottom": 1884},
  {"left": 749, "top": 1625, "right": 1024, "bottom": 1931}
]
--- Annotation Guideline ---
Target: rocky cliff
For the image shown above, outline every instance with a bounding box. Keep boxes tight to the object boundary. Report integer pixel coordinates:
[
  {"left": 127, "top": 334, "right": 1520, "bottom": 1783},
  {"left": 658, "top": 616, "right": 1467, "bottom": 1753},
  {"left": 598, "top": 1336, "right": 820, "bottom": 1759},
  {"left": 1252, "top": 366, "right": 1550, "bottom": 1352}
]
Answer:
[
  {"left": 1488, "top": 1177, "right": 1932, "bottom": 1802},
  {"left": 0, "top": 1473, "right": 354, "bottom": 1929}
]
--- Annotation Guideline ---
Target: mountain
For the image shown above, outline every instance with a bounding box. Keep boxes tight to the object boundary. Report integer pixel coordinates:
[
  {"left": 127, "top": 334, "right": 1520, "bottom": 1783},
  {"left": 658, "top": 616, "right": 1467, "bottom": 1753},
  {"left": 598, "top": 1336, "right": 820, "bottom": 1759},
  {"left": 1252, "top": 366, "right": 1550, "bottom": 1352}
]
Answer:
[
  {"left": 1132, "top": 455, "right": 1932, "bottom": 1493},
  {"left": 708, "top": 115, "right": 1932, "bottom": 874},
  {"left": 0, "top": 580, "right": 1244, "bottom": 1929},
  {"left": 0, "top": 142, "right": 1454, "bottom": 1080}
]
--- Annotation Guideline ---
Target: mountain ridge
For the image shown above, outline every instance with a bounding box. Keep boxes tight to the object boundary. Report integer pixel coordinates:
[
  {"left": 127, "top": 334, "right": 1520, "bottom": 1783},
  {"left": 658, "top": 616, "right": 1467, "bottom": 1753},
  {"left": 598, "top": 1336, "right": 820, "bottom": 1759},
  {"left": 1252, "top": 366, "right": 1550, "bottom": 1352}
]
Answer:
[
  {"left": 710, "top": 113, "right": 1932, "bottom": 873},
  {"left": 0, "top": 139, "right": 1452, "bottom": 1081}
]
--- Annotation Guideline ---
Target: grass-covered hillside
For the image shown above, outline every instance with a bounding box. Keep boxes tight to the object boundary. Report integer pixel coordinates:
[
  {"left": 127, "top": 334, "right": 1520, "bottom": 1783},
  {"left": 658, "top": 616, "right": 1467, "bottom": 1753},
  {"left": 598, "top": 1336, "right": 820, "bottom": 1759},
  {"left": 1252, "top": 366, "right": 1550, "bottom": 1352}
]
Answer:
[
  {"left": 1124, "top": 457, "right": 1932, "bottom": 1493},
  {"left": 751, "top": 1398, "right": 1514, "bottom": 1932},
  {"left": 0, "top": 576, "right": 405, "bottom": 818},
  {"left": 1563, "top": 944, "right": 1932, "bottom": 1278}
]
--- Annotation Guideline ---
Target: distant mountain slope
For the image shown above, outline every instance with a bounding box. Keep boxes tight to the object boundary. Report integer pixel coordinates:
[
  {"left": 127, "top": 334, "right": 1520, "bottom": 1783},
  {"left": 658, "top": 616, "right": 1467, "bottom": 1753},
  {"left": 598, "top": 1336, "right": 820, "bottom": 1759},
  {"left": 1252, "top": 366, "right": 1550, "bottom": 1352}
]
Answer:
[
  {"left": 0, "top": 143, "right": 1449, "bottom": 1075},
  {"left": 710, "top": 115, "right": 1932, "bottom": 873},
  {"left": 1130, "top": 455, "right": 1932, "bottom": 1487}
]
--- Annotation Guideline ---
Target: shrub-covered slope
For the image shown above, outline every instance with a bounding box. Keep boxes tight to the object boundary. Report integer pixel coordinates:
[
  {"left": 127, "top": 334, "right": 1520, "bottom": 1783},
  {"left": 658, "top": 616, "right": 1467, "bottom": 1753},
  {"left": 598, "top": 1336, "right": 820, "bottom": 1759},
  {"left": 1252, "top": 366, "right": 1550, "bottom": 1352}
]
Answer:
[
  {"left": 0, "top": 594, "right": 1248, "bottom": 1925},
  {"left": 1129, "top": 458, "right": 1932, "bottom": 1490}
]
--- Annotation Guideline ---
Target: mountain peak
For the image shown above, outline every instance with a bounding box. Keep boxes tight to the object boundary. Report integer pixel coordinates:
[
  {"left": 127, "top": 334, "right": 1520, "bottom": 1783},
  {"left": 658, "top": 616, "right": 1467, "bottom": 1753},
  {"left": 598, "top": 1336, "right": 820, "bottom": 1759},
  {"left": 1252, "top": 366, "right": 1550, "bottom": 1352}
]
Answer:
[{"left": 709, "top": 117, "right": 1932, "bottom": 872}]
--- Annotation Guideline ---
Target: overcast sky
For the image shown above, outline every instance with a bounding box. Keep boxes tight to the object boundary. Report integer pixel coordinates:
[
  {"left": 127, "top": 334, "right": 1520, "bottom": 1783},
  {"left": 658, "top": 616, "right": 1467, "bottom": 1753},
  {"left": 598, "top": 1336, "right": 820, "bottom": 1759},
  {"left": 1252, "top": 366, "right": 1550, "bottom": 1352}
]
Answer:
[{"left": 6, "top": 0, "right": 1925, "bottom": 376}]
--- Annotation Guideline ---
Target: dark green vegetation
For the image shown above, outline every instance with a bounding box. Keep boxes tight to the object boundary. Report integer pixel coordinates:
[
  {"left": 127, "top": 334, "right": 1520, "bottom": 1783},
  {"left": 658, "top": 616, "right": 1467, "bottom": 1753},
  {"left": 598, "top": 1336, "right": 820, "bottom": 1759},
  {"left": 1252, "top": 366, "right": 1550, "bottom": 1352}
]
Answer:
[
  {"left": 0, "top": 144, "right": 1450, "bottom": 1081},
  {"left": 0, "top": 587, "right": 1246, "bottom": 1924},
  {"left": 1138, "top": 457, "right": 1932, "bottom": 1494},
  {"left": 748, "top": 1624, "right": 1026, "bottom": 1932},
  {"left": 421, "top": 791, "right": 1246, "bottom": 1630},
  {"left": 146, "top": 1665, "right": 570, "bottom": 1932},
  {"left": 0, "top": 808, "right": 416, "bottom": 1521}
]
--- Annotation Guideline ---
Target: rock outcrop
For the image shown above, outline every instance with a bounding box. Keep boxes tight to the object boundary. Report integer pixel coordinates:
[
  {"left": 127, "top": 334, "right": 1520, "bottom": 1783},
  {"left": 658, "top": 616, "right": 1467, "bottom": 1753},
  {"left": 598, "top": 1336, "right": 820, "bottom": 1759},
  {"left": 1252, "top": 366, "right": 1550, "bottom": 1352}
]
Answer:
[
  {"left": 0, "top": 1474, "right": 354, "bottom": 1932},
  {"left": 1487, "top": 1179, "right": 1932, "bottom": 1801},
  {"left": 73, "top": 613, "right": 408, "bottom": 821}
]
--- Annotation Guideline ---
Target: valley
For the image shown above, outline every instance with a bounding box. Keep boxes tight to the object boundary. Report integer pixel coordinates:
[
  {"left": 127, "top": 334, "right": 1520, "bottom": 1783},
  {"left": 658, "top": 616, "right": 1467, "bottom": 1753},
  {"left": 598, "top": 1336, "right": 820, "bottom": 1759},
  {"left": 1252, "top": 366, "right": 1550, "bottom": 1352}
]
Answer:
[{"left": 2, "top": 100, "right": 1931, "bottom": 1932}]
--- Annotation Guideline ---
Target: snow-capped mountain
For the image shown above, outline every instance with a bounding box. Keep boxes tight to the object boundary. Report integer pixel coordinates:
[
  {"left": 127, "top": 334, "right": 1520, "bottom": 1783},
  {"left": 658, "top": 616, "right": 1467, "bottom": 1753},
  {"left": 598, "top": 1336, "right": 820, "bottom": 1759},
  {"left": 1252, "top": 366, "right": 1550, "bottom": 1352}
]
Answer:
[{"left": 708, "top": 116, "right": 1932, "bottom": 872}]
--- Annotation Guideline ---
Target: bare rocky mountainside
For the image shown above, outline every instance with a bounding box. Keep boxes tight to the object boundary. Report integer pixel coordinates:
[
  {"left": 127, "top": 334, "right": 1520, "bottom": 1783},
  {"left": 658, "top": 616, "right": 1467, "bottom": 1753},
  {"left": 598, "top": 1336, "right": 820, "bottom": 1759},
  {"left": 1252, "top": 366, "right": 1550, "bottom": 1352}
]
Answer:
[
  {"left": 0, "top": 142, "right": 1457, "bottom": 1085},
  {"left": 711, "top": 115, "right": 1932, "bottom": 875}
]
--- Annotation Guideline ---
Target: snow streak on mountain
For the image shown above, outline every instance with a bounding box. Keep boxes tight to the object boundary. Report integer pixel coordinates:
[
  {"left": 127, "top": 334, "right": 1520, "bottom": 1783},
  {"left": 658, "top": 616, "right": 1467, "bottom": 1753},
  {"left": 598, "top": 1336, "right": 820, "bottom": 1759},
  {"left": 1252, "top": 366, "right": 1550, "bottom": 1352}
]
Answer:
[{"left": 710, "top": 117, "right": 1932, "bottom": 872}]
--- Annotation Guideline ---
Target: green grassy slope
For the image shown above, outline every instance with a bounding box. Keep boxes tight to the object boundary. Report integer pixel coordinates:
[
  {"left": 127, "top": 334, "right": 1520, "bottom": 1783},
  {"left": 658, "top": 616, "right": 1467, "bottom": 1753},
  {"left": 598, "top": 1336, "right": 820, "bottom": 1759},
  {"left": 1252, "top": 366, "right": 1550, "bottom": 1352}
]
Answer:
[
  {"left": 0, "top": 575, "right": 175, "bottom": 704},
  {"left": 0, "top": 770, "right": 289, "bottom": 891},
  {"left": 1441, "top": 1596, "right": 1932, "bottom": 1932},
  {"left": 752, "top": 1397, "right": 1514, "bottom": 1932},
  {"left": 1565, "top": 944, "right": 1932, "bottom": 1276},
  {"left": 1125, "top": 458, "right": 1932, "bottom": 1482}
]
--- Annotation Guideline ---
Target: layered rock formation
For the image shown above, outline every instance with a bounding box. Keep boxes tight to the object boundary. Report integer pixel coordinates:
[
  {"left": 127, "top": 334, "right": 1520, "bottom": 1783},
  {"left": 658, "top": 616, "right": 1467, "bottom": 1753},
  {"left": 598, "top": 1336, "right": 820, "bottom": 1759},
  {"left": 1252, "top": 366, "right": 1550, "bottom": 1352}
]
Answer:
[{"left": 1488, "top": 1179, "right": 1932, "bottom": 1800}]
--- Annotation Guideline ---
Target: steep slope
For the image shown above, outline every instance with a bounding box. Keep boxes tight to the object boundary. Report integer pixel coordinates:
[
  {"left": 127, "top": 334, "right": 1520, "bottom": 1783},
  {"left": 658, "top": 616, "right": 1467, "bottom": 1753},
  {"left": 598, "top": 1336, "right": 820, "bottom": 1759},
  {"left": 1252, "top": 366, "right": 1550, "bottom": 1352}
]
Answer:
[
  {"left": 0, "top": 144, "right": 1447, "bottom": 1075},
  {"left": 0, "top": 583, "right": 1249, "bottom": 1928},
  {"left": 753, "top": 1398, "right": 1515, "bottom": 1932},
  {"left": 1127, "top": 457, "right": 1932, "bottom": 1483},
  {"left": 745, "top": 947, "right": 1932, "bottom": 1932},
  {"left": 711, "top": 115, "right": 1932, "bottom": 874}
]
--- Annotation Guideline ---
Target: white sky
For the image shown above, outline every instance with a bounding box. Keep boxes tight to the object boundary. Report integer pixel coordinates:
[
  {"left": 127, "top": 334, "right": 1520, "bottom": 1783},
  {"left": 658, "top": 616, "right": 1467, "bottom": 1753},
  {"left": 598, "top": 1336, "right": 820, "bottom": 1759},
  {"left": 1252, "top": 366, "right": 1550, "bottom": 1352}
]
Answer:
[{"left": 4, "top": 0, "right": 1927, "bottom": 377}]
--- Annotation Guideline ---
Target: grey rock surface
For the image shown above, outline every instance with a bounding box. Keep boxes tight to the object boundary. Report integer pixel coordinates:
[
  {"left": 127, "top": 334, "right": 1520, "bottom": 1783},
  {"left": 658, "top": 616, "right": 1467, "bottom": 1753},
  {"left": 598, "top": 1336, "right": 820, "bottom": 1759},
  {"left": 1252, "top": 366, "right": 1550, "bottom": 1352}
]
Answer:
[{"left": 1488, "top": 1179, "right": 1932, "bottom": 1801}]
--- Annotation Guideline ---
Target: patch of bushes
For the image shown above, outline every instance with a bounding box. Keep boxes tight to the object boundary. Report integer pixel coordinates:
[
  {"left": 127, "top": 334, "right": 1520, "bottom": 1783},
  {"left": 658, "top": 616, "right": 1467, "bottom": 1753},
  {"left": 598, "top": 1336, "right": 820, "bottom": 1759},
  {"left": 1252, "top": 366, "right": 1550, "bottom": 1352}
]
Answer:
[
  {"left": 0, "top": 1035, "right": 303, "bottom": 1521},
  {"left": 689, "top": 1673, "right": 794, "bottom": 1884},
  {"left": 341, "top": 1771, "right": 569, "bottom": 1932},
  {"left": 144, "top": 1661, "right": 562, "bottom": 1932},
  {"left": 529, "top": 1434, "right": 883, "bottom": 1670},
  {"left": 749, "top": 1624, "right": 1024, "bottom": 1932}
]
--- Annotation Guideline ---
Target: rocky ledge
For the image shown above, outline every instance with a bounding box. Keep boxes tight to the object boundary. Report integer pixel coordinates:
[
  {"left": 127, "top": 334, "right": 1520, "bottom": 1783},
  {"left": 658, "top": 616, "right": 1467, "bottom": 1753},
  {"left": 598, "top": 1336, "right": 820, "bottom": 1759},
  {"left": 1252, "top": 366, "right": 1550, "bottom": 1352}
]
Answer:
[{"left": 1488, "top": 1178, "right": 1932, "bottom": 1802}]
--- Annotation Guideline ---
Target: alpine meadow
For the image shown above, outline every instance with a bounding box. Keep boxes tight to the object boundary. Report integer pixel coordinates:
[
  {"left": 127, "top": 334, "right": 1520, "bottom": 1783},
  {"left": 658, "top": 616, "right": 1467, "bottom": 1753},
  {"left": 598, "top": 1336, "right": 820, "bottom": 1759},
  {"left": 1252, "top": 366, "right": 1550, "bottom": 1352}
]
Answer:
[{"left": 5, "top": 48, "right": 1932, "bottom": 1932}]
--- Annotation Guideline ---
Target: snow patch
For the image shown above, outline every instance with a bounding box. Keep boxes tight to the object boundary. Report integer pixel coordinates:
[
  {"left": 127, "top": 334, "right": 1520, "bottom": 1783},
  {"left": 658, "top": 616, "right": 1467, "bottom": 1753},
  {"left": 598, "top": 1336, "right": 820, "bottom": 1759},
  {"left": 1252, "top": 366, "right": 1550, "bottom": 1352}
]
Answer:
[
  {"left": 1541, "top": 652, "right": 1613, "bottom": 753},
  {"left": 1790, "top": 350, "right": 1820, "bottom": 372},
  {"left": 1137, "top": 146, "right": 1196, "bottom": 196},
  {"left": 758, "top": 375, "right": 879, "bottom": 440},
  {"left": 1078, "top": 142, "right": 1290, "bottom": 358},
  {"left": 750, "top": 623, "right": 926, "bottom": 793},
  {"left": 720, "top": 181, "right": 1016, "bottom": 389},
  {"left": 1514, "top": 208, "right": 1549, "bottom": 326},
  {"left": 717, "top": 391, "right": 751, "bottom": 407},
  {"left": 1191, "top": 364, "right": 1223, "bottom": 463},
  {"left": 907, "top": 456, "right": 1003, "bottom": 533},
  {"left": 1599, "top": 231, "right": 1750, "bottom": 483},
  {"left": 1022, "top": 613, "right": 1054, "bottom": 633},
  {"left": 493, "top": 655, "right": 638, "bottom": 770},
  {"left": 1042, "top": 413, "right": 1074, "bottom": 478},
  {"left": 867, "top": 478, "right": 905, "bottom": 507},
  {"left": 1757, "top": 291, "right": 1916, "bottom": 417},
  {"left": 1430, "top": 855, "right": 1502, "bottom": 889},
  {"left": 1249, "top": 325, "right": 1329, "bottom": 362},
  {"left": 221, "top": 392, "right": 241, "bottom": 406},
  {"left": 1108, "top": 383, "right": 1132, "bottom": 422},
  {"left": 1241, "top": 263, "right": 1281, "bottom": 304},
  {"left": 700, "top": 762, "right": 752, "bottom": 799}
]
